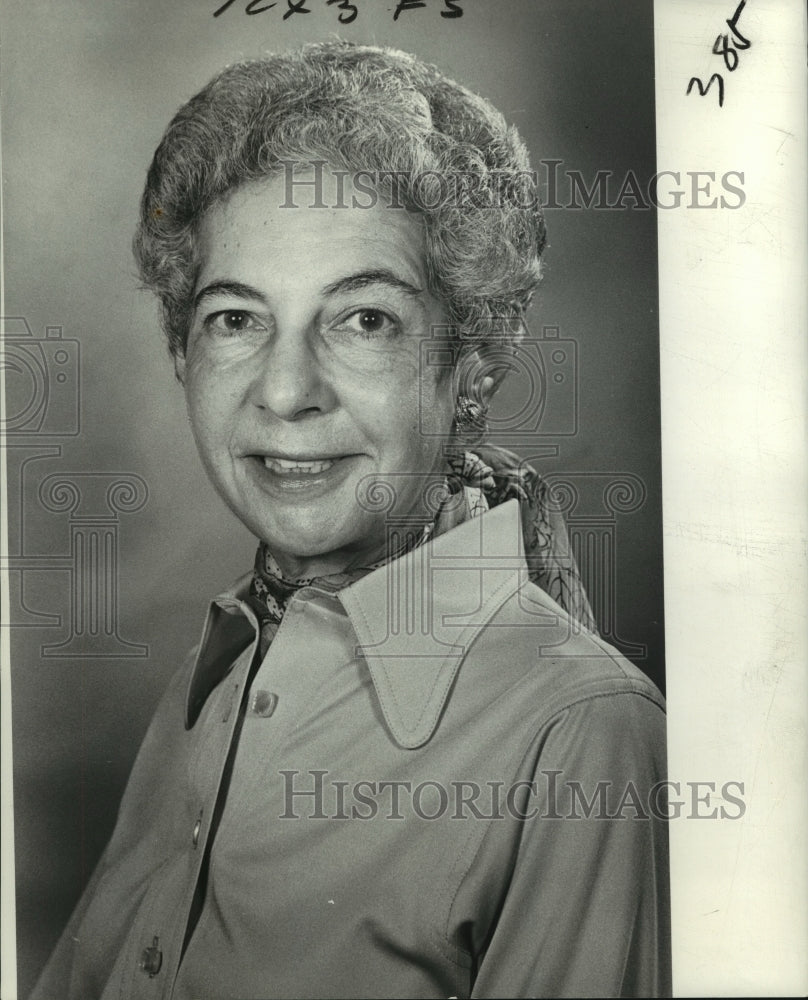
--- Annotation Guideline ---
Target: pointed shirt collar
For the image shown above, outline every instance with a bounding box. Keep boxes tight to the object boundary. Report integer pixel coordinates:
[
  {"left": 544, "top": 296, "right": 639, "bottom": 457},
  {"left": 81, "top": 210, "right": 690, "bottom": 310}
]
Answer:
[{"left": 185, "top": 499, "right": 527, "bottom": 748}]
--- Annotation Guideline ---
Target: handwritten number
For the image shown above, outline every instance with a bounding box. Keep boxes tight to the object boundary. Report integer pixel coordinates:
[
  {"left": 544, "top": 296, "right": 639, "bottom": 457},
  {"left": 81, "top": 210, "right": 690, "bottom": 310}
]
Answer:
[
  {"left": 726, "top": 20, "right": 751, "bottom": 48},
  {"left": 214, "top": 0, "right": 463, "bottom": 22},
  {"left": 712, "top": 34, "right": 739, "bottom": 71},
  {"left": 393, "top": 0, "right": 426, "bottom": 20},
  {"left": 441, "top": 0, "right": 463, "bottom": 16},
  {"left": 212, "top": 0, "right": 241, "bottom": 15},
  {"left": 686, "top": 73, "right": 725, "bottom": 108},
  {"left": 326, "top": 0, "right": 358, "bottom": 24},
  {"left": 713, "top": 10, "right": 750, "bottom": 73},
  {"left": 686, "top": 0, "right": 750, "bottom": 109},
  {"left": 727, "top": 0, "right": 751, "bottom": 46}
]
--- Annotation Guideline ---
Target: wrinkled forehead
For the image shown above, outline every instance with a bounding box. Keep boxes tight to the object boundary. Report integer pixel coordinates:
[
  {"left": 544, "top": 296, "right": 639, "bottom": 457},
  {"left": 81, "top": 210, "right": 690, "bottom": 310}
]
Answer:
[{"left": 195, "top": 171, "right": 433, "bottom": 295}]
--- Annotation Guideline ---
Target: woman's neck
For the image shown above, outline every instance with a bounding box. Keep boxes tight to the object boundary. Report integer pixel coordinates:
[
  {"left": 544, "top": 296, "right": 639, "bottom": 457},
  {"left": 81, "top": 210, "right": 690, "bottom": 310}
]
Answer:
[{"left": 263, "top": 524, "right": 431, "bottom": 583}]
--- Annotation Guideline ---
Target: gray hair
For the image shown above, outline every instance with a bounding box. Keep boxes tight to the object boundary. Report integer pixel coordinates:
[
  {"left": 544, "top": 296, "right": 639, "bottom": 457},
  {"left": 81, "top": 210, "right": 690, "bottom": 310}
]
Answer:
[{"left": 133, "top": 41, "right": 546, "bottom": 360}]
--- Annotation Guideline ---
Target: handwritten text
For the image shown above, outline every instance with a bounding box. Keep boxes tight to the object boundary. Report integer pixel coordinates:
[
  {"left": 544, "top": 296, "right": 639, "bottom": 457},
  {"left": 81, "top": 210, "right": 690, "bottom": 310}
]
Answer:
[
  {"left": 213, "top": 0, "right": 463, "bottom": 23},
  {"left": 686, "top": 0, "right": 751, "bottom": 108}
]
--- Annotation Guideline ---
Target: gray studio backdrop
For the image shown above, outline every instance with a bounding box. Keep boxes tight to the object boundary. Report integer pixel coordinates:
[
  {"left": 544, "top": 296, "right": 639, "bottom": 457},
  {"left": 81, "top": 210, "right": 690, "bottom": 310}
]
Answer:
[{"left": 1, "top": 1, "right": 661, "bottom": 993}]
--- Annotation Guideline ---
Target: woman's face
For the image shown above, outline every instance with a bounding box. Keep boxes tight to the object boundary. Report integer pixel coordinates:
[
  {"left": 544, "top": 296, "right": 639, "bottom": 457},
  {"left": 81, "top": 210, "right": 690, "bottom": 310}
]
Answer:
[{"left": 177, "top": 174, "right": 457, "bottom": 579}]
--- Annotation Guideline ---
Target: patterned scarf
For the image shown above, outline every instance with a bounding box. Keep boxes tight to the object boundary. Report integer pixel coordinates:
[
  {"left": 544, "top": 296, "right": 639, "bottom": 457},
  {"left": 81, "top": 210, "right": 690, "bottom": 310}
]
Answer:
[{"left": 247, "top": 446, "right": 596, "bottom": 657}]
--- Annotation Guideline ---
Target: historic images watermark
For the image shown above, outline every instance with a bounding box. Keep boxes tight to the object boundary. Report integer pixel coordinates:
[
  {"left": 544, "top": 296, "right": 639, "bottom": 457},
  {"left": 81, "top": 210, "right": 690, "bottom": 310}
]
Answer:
[
  {"left": 278, "top": 769, "right": 747, "bottom": 821},
  {"left": 278, "top": 159, "right": 746, "bottom": 212}
]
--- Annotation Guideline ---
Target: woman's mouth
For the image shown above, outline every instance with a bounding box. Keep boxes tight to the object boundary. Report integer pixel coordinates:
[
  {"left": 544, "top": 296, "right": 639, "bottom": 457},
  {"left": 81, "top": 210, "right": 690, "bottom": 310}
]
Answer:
[
  {"left": 248, "top": 454, "right": 362, "bottom": 496},
  {"left": 262, "top": 456, "right": 337, "bottom": 475}
]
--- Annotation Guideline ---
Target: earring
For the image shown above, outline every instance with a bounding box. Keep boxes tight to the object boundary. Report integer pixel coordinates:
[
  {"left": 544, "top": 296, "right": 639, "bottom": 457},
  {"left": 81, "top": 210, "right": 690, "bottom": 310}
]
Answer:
[
  {"left": 454, "top": 395, "right": 489, "bottom": 442},
  {"left": 455, "top": 395, "right": 484, "bottom": 426}
]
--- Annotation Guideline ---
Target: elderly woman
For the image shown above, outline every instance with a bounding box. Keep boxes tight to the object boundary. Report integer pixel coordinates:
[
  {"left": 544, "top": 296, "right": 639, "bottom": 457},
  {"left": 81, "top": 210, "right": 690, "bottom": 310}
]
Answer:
[{"left": 32, "top": 42, "right": 669, "bottom": 1000}]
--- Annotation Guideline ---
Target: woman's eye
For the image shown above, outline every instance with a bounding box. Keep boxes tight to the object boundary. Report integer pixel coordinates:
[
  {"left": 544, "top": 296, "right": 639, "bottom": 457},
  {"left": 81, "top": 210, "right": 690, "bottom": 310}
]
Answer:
[
  {"left": 338, "top": 308, "right": 398, "bottom": 337},
  {"left": 206, "top": 310, "right": 266, "bottom": 335}
]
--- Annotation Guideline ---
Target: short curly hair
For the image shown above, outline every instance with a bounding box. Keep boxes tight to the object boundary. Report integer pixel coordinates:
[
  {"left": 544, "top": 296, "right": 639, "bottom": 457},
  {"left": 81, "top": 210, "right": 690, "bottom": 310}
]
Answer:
[{"left": 133, "top": 41, "right": 546, "bottom": 360}]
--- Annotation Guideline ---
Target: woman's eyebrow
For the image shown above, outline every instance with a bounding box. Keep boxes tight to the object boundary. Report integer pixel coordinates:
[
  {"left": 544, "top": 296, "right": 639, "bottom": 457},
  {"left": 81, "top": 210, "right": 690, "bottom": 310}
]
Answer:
[
  {"left": 193, "top": 280, "right": 268, "bottom": 310},
  {"left": 192, "top": 271, "right": 423, "bottom": 311},
  {"left": 321, "top": 269, "right": 423, "bottom": 297}
]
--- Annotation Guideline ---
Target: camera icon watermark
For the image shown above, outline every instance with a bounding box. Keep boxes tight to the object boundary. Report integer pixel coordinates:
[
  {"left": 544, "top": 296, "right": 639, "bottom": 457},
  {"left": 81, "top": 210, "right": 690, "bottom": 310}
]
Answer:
[
  {"left": 0, "top": 317, "right": 81, "bottom": 436},
  {"left": 418, "top": 323, "right": 579, "bottom": 440},
  {"left": 2, "top": 316, "right": 149, "bottom": 657}
]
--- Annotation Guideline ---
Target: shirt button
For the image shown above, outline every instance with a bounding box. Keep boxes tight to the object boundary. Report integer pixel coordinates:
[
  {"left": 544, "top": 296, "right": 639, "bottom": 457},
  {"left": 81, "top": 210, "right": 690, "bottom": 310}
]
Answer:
[
  {"left": 249, "top": 690, "right": 278, "bottom": 718},
  {"left": 192, "top": 814, "right": 202, "bottom": 848},
  {"left": 140, "top": 936, "right": 162, "bottom": 977}
]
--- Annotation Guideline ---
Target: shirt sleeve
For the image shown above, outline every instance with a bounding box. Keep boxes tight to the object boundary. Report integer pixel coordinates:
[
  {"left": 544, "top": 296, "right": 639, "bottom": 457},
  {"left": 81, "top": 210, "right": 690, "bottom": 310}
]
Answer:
[
  {"left": 28, "top": 648, "right": 199, "bottom": 1000},
  {"left": 467, "top": 688, "right": 671, "bottom": 999}
]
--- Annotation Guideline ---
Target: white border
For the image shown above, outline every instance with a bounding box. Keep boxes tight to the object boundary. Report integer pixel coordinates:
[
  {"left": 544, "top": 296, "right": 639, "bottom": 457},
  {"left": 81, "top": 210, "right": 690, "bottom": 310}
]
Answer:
[{"left": 656, "top": 0, "right": 808, "bottom": 994}]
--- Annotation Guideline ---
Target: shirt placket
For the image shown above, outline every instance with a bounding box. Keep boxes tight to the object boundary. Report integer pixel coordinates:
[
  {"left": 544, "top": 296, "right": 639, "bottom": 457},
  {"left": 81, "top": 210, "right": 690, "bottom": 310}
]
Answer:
[
  {"left": 122, "top": 602, "right": 259, "bottom": 1000},
  {"left": 190, "top": 590, "right": 319, "bottom": 851}
]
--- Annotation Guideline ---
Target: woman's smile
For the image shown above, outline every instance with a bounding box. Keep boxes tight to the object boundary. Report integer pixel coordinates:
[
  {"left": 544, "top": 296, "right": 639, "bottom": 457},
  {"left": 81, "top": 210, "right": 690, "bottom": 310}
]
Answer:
[
  {"left": 177, "top": 172, "right": 456, "bottom": 579},
  {"left": 244, "top": 452, "right": 363, "bottom": 498},
  {"left": 260, "top": 456, "right": 339, "bottom": 475}
]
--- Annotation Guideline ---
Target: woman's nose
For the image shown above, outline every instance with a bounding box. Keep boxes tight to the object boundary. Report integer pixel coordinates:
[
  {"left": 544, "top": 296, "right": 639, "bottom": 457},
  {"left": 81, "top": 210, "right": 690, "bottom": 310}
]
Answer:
[{"left": 248, "top": 326, "right": 335, "bottom": 421}]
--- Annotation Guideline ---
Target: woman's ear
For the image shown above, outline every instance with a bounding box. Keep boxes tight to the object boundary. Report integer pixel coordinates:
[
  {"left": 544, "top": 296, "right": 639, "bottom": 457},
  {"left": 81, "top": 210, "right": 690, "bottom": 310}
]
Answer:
[
  {"left": 173, "top": 352, "right": 187, "bottom": 385},
  {"left": 455, "top": 344, "right": 516, "bottom": 405},
  {"left": 479, "top": 374, "right": 496, "bottom": 408}
]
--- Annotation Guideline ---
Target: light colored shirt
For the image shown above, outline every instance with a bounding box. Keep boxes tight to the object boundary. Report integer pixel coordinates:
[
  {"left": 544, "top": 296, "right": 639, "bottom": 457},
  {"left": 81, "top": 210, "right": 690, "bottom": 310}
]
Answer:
[{"left": 32, "top": 499, "right": 670, "bottom": 999}]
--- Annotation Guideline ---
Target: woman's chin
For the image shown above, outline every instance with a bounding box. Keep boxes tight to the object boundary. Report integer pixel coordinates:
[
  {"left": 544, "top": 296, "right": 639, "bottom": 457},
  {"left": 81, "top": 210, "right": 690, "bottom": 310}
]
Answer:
[{"left": 253, "top": 517, "right": 382, "bottom": 578}]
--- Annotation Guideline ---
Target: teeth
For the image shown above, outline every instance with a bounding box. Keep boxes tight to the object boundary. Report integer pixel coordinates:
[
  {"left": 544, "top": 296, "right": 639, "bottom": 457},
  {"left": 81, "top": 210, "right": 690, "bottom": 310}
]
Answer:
[{"left": 263, "top": 456, "right": 336, "bottom": 475}]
